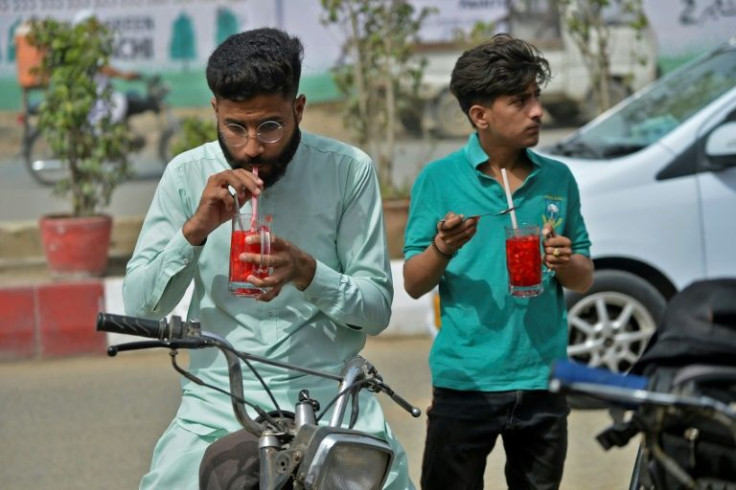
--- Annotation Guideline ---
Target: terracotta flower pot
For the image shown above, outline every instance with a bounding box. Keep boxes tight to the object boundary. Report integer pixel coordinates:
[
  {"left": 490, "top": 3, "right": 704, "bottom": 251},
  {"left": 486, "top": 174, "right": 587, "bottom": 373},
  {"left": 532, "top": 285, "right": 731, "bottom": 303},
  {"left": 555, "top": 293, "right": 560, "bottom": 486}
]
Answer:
[
  {"left": 39, "top": 214, "right": 112, "bottom": 278},
  {"left": 383, "top": 199, "right": 410, "bottom": 260}
]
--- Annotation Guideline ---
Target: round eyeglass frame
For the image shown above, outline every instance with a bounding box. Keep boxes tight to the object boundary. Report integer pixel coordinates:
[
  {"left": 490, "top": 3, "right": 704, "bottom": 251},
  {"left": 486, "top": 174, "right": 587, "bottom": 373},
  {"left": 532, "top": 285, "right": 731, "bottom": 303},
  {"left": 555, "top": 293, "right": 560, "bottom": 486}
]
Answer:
[{"left": 220, "top": 120, "right": 286, "bottom": 146}]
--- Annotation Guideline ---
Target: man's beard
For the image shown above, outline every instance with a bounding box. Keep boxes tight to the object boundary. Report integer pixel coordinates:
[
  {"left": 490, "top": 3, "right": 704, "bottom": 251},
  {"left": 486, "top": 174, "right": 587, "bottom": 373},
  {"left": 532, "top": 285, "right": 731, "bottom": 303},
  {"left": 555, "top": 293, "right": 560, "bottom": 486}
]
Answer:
[{"left": 219, "top": 127, "right": 301, "bottom": 188}]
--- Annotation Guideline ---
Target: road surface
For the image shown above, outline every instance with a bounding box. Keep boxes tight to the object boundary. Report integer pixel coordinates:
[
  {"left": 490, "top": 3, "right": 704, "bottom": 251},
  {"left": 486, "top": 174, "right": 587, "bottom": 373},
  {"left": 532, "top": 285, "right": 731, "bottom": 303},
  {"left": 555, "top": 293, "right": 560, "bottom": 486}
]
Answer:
[{"left": 0, "top": 335, "right": 638, "bottom": 490}]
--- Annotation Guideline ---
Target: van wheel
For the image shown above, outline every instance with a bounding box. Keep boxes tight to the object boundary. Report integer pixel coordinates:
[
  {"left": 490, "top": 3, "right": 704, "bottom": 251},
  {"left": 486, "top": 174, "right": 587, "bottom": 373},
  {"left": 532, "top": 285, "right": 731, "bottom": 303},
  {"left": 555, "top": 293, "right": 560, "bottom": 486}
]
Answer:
[{"left": 565, "top": 270, "right": 665, "bottom": 408}]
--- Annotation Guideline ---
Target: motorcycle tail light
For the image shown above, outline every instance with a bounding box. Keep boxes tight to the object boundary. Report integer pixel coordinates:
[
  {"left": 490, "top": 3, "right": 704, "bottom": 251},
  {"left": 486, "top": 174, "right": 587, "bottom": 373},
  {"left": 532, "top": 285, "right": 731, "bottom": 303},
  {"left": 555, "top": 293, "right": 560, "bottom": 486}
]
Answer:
[{"left": 294, "top": 425, "right": 393, "bottom": 490}]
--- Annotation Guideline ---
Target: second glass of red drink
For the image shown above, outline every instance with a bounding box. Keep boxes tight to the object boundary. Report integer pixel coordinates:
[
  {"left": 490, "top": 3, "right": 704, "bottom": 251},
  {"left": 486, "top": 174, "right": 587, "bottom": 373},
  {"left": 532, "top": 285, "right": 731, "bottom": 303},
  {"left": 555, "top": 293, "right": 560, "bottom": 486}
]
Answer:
[{"left": 505, "top": 223, "right": 543, "bottom": 297}]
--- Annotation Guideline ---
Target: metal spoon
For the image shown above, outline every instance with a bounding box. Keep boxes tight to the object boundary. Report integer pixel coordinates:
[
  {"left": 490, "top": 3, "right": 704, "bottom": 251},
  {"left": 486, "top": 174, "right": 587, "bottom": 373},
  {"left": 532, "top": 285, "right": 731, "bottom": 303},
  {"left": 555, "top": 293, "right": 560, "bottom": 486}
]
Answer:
[
  {"left": 437, "top": 207, "right": 515, "bottom": 229},
  {"left": 462, "top": 207, "right": 516, "bottom": 221}
]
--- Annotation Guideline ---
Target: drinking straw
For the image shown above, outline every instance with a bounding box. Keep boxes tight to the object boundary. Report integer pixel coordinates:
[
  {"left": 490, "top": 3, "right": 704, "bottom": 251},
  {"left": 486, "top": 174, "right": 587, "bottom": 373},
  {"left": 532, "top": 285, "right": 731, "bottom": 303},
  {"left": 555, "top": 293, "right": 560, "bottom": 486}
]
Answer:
[
  {"left": 500, "top": 168, "right": 518, "bottom": 229},
  {"left": 227, "top": 185, "right": 246, "bottom": 231},
  {"left": 250, "top": 167, "right": 259, "bottom": 230}
]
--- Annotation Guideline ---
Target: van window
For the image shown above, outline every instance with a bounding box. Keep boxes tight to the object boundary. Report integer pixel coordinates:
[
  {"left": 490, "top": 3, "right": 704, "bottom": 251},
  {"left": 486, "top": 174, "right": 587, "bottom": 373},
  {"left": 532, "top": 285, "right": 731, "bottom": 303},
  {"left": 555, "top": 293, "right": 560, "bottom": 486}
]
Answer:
[{"left": 548, "top": 43, "right": 736, "bottom": 160}]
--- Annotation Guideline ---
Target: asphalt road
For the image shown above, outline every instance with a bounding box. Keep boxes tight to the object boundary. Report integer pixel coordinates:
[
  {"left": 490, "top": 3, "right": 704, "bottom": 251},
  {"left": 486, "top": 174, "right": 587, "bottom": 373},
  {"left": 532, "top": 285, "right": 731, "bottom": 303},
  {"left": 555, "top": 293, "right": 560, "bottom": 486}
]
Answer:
[{"left": 0, "top": 335, "right": 638, "bottom": 490}]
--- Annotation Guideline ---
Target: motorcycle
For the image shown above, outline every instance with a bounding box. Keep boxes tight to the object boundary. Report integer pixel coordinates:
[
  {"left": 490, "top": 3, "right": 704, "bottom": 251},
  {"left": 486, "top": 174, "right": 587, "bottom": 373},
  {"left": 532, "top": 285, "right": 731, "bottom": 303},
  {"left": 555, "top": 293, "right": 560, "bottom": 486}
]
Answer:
[
  {"left": 19, "top": 75, "right": 180, "bottom": 186},
  {"left": 96, "top": 313, "right": 421, "bottom": 490},
  {"left": 549, "top": 279, "right": 736, "bottom": 489}
]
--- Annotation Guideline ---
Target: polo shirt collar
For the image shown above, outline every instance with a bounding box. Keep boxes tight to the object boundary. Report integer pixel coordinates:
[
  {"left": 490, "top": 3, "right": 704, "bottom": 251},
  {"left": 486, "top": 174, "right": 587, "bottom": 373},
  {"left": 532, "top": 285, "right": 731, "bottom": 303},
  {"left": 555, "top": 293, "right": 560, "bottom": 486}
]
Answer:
[
  {"left": 463, "top": 132, "right": 543, "bottom": 174},
  {"left": 463, "top": 133, "right": 489, "bottom": 170}
]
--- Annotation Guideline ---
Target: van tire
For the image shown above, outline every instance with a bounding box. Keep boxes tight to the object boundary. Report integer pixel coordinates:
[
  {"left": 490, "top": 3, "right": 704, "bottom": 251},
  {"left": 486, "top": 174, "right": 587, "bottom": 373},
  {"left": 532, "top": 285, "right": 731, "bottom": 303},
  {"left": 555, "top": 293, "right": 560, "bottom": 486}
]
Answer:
[{"left": 565, "top": 270, "right": 666, "bottom": 408}]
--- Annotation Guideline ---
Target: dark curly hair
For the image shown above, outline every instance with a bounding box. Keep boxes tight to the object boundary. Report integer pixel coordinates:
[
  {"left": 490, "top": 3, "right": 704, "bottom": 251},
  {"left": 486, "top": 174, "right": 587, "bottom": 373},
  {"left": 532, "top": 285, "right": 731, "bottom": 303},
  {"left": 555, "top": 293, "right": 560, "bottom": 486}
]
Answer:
[
  {"left": 450, "top": 33, "right": 551, "bottom": 116},
  {"left": 206, "top": 27, "right": 304, "bottom": 101}
]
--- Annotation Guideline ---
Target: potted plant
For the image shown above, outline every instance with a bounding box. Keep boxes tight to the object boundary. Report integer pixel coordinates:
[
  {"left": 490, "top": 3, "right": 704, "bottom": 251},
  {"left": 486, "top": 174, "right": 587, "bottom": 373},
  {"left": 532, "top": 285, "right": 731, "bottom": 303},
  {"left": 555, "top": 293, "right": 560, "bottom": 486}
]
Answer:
[
  {"left": 320, "top": 0, "right": 435, "bottom": 258},
  {"left": 26, "top": 16, "right": 134, "bottom": 277}
]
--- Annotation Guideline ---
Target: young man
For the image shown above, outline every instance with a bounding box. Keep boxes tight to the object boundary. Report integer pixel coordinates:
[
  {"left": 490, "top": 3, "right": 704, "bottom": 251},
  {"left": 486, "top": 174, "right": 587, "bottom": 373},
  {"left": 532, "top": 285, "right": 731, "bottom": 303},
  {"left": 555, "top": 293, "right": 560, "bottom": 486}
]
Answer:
[
  {"left": 403, "top": 34, "right": 594, "bottom": 489},
  {"left": 123, "top": 28, "right": 413, "bottom": 489}
]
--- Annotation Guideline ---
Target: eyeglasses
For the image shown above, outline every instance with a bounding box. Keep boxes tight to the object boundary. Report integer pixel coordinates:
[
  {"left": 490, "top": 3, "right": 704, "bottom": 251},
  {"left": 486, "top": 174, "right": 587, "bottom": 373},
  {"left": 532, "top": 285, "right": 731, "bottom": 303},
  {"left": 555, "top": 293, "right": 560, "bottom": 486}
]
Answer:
[{"left": 220, "top": 120, "right": 286, "bottom": 146}]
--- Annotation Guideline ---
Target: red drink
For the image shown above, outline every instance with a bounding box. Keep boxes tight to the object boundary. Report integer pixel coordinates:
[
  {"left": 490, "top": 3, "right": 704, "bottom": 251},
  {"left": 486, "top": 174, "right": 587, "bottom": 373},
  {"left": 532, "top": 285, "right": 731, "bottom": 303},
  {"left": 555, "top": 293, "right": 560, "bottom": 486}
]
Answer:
[
  {"left": 229, "top": 226, "right": 270, "bottom": 297},
  {"left": 505, "top": 224, "right": 543, "bottom": 297}
]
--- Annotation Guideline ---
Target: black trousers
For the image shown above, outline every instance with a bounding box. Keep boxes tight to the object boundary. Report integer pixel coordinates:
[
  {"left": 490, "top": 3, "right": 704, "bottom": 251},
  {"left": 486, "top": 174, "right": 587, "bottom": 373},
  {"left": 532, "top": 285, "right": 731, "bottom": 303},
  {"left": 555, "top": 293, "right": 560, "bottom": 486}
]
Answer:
[{"left": 420, "top": 387, "right": 570, "bottom": 490}]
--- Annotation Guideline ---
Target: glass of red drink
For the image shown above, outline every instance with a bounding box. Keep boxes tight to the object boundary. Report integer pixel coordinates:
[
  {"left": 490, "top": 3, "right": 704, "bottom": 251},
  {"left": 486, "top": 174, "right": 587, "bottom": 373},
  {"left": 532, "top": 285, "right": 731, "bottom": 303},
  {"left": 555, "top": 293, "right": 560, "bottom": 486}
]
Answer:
[
  {"left": 505, "top": 224, "right": 543, "bottom": 297},
  {"left": 229, "top": 213, "right": 272, "bottom": 297}
]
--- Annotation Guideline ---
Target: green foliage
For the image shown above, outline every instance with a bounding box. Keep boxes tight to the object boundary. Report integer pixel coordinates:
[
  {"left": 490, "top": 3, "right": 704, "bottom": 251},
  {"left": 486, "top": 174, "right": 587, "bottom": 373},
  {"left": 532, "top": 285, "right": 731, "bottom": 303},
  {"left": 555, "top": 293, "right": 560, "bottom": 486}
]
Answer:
[
  {"left": 170, "top": 116, "right": 217, "bottom": 157},
  {"left": 320, "top": 0, "right": 436, "bottom": 198},
  {"left": 452, "top": 20, "right": 497, "bottom": 48},
  {"left": 29, "top": 16, "right": 133, "bottom": 217}
]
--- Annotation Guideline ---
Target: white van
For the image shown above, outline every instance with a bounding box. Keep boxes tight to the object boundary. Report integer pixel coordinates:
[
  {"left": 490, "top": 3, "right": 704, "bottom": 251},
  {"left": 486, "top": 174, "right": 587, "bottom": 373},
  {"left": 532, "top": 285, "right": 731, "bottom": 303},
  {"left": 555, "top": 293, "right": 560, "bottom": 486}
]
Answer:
[{"left": 538, "top": 37, "right": 736, "bottom": 374}]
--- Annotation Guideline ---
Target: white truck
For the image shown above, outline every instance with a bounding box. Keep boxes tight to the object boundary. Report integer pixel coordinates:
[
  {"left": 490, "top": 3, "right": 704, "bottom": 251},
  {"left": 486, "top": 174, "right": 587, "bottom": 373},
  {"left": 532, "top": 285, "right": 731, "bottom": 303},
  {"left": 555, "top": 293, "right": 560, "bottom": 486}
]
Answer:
[{"left": 403, "top": 0, "right": 658, "bottom": 138}]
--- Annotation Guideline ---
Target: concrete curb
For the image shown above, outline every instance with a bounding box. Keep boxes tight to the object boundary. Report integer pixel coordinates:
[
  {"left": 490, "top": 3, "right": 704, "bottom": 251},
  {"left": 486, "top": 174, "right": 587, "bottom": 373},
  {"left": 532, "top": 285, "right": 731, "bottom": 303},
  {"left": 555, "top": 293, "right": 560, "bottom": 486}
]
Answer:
[
  {"left": 0, "top": 260, "right": 433, "bottom": 361},
  {"left": 0, "top": 280, "right": 107, "bottom": 360}
]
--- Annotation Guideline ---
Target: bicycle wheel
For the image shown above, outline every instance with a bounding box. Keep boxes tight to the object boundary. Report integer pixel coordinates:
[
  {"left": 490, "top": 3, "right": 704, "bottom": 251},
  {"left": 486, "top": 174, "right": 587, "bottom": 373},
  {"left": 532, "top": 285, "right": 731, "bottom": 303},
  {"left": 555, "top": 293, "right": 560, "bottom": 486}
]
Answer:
[
  {"left": 24, "top": 129, "right": 69, "bottom": 186},
  {"left": 157, "top": 126, "right": 177, "bottom": 166}
]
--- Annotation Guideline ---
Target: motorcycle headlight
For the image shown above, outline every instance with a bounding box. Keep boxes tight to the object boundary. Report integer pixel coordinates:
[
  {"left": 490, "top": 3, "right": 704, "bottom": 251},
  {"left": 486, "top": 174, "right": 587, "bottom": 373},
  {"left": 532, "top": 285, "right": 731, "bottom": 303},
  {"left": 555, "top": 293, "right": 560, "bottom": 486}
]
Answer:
[{"left": 294, "top": 425, "right": 393, "bottom": 490}]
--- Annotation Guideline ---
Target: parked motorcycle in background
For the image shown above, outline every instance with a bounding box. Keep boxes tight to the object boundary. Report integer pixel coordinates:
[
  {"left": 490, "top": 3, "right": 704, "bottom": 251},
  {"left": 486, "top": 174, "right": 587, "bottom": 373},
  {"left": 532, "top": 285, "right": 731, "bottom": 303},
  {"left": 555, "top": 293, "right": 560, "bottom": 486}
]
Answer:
[{"left": 19, "top": 75, "right": 180, "bottom": 186}]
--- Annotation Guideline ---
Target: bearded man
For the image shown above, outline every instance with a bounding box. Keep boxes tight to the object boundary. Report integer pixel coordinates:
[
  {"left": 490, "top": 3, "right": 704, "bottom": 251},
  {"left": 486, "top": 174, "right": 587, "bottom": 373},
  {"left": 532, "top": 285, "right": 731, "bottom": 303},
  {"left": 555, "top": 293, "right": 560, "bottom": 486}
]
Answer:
[{"left": 123, "top": 27, "right": 413, "bottom": 490}]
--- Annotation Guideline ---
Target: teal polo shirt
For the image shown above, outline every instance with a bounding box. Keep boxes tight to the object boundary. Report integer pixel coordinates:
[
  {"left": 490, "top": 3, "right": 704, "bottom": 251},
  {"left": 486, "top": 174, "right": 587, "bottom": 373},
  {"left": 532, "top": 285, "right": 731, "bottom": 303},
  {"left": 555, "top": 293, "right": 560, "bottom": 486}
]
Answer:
[{"left": 404, "top": 133, "right": 591, "bottom": 392}]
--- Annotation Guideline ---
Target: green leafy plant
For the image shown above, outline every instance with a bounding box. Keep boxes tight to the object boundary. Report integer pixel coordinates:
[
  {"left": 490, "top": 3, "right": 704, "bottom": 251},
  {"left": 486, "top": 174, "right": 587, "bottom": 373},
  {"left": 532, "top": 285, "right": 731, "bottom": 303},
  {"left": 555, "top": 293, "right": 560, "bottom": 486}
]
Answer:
[
  {"left": 558, "top": 0, "right": 650, "bottom": 115},
  {"left": 170, "top": 115, "right": 217, "bottom": 157},
  {"left": 29, "top": 16, "right": 133, "bottom": 217},
  {"left": 320, "top": 0, "right": 435, "bottom": 198}
]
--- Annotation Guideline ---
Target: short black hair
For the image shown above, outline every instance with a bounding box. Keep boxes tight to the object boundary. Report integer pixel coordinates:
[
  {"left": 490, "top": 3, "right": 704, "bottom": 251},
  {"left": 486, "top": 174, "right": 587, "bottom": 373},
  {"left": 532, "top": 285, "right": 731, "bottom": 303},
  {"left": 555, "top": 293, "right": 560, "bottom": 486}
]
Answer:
[
  {"left": 450, "top": 33, "right": 551, "bottom": 115},
  {"left": 206, "top": 27, "right": 304, "bottom": 101}
]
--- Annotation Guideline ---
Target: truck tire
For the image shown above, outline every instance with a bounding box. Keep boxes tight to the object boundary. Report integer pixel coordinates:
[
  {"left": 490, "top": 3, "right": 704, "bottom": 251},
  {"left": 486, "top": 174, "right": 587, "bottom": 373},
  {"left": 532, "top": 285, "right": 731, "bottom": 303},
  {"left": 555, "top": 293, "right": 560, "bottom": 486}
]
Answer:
[{"left": 430, "top": 89, "right": 471, "bottom": 139}]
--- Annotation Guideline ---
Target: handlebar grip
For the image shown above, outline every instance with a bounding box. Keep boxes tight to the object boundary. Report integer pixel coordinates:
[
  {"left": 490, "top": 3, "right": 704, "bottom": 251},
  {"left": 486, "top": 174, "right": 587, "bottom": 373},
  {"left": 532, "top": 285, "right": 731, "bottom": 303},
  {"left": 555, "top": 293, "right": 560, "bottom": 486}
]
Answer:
[
  {"left": 96, "top": 313, "right": 166, "bottom": 340},
  {"left": 550, "top": 360, "right": 649, "bottom": 390}
]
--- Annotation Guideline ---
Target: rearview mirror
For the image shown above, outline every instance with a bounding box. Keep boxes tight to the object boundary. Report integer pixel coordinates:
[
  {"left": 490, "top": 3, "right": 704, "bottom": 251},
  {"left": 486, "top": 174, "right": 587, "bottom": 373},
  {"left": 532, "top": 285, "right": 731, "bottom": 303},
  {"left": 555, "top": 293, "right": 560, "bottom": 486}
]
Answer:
[{"left": 705, "top": 122, "right": 736, "bottom": 169}]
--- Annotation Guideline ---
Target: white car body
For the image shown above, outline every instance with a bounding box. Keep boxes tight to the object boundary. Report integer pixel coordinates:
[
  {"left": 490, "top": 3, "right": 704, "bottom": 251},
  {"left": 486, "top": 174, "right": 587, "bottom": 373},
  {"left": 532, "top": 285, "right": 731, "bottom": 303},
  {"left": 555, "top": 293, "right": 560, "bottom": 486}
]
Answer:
[{"left": 537, "top": 37, "right": 736, "bottom": 373}]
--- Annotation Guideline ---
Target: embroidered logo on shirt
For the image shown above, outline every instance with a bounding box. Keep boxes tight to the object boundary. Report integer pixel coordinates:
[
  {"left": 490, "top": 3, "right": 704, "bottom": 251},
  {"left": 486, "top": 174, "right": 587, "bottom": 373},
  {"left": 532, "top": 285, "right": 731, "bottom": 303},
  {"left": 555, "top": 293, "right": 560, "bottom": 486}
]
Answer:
[{"left": 542, "top": 197, "right": 563, "bottom": 230}]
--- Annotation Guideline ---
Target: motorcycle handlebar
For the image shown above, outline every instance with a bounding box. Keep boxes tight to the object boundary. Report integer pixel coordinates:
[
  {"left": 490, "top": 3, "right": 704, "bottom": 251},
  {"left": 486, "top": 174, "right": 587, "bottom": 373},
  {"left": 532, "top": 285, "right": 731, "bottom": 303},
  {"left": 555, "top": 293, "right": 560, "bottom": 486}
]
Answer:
[
  {"left": 98, "top": 312, "right": 423, "bottom": 423},
  {"left": 550, "top": 360, "right": 649, "bottom": 390},
  {"left": 96, "top": 313, "right": 170, "bottom": 339}
]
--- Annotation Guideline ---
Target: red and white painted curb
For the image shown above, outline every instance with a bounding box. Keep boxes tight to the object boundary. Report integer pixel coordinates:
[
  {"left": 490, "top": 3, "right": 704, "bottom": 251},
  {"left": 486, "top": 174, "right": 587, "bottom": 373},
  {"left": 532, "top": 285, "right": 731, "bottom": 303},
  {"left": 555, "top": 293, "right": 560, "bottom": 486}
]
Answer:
[{"left": 0, "top": 261, "right": 434, "bottom": 360}]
